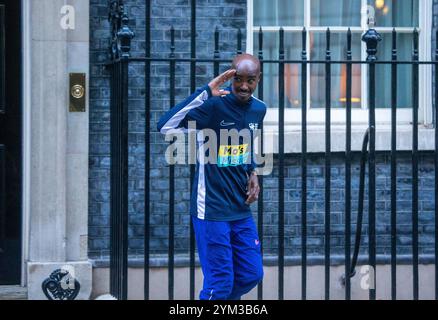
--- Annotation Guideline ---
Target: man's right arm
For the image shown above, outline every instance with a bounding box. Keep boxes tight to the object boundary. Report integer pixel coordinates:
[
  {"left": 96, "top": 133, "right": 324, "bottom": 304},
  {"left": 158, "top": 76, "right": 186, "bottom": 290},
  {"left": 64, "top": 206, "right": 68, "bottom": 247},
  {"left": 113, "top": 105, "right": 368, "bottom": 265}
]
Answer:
[
  {"left": 157, "top": 85, "right": 213, "bottom": 134},
  {"left": 157, "top": 69, "right": 236, "bottom": 134}
]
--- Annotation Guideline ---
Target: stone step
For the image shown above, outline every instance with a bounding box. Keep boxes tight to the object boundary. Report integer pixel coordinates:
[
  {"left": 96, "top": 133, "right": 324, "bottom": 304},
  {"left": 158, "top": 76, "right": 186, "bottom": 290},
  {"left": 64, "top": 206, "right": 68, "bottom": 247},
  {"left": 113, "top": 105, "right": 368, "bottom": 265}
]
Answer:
[{"left": 0, "top": 286, "right": 28, "bottom": 300}]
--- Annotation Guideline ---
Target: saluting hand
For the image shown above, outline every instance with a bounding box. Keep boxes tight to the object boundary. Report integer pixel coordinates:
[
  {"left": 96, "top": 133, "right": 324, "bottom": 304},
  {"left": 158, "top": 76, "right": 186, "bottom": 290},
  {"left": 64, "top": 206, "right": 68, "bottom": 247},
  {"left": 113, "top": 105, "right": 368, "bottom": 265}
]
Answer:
[{"left": 208, "top": 69, "right": 236, "bottom": 97}]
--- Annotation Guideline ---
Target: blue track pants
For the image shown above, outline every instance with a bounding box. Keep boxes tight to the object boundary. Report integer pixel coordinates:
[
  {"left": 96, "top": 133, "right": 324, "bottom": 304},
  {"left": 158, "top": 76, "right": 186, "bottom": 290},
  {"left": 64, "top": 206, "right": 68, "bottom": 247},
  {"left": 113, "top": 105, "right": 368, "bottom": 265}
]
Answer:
[{"left": 192, "top": 215, "right": 264, "bottom": 300}]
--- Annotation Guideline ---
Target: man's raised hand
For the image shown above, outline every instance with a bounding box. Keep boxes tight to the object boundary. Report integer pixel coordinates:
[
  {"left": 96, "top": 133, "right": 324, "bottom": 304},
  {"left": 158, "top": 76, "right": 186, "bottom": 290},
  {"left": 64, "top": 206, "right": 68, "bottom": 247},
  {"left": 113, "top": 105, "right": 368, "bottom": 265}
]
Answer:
[{"left": 208, "top": 69, "right": 236, "bottom": 97}]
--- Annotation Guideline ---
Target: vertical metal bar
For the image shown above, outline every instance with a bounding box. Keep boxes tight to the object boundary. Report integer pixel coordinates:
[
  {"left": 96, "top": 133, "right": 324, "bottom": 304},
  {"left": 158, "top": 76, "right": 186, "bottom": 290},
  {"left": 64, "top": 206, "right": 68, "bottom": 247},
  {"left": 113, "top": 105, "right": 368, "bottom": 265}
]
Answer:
[
  {"left": 111, "top": 63, "right": 118, "bottom": 297},
  {"left": 214, "top": 27, "right": 220, "bottom": 77},
  {"left": 278, "top": 27, "right": 285, "bottom": 301},
  {"left": 368, "top": 46, "right": 377, "bottom": 303},
  {"left": 112, "top": 63, "right": 116, "bottom": 297},
  {"left": 345, "top": 28, "right": 352, "bottom": 300},
  {"left": 108, "top": 32, "right": 114, "bottom": 297},
  {"left": 189, "top": 0, "right": 196, "bottom": 301},
  {"left": 109, "top": 62, "right": 113, "bottom": 297},
  {"left": 237, "top": 28, "right": 242, "bottom": 55},
  {"left": 435, "top": 29, "right": 438, "bottom": 301},
  {"left": 144, "top": 0, "right": 151, "bottom": 300},
  {"left": 117, "top": 1, "right": 125, "bottom": 291},
  {"left": 116, "top": 5, "right": 123, "bottom": 298},
  {"left": 112, "top": 59, "right": 122, "bottom": 299},
  {"left": 390, "top": 28, "right": 398, "bottom": 301},
  {"left": 109, "top": 62, "right": 115, "bottom": 298},
  {"left": 412, "top": 28, "right": 419, "bottom": 301},
  {"left": 121, "top": 55, "right": 129, "bottom": 301},
  {"left": 257, "top": 26, "right": 264, "bottom": 301},
  {"left": 301, "top": 27, "right": 308, "bottom": 301},
  {"left": 117, "top": 61, "right": 122, "bottom": 299},
  {"left": 168, "top": 27, "right": 176, "bottom": 300},
  {"left": 111, "top": 63, "right": 119, "bottom": 296},
  {"left": 324, "top": 28, "right": 331, "bottom": 301},
  {"left": 112, "top": 61, "right": 117, "bottom": 298},
  {"left": 111, "top": 61, "right": 117, "bottom": 298},
  {"left": 362, "top": 25, "right": 382, "bottom": 301}
]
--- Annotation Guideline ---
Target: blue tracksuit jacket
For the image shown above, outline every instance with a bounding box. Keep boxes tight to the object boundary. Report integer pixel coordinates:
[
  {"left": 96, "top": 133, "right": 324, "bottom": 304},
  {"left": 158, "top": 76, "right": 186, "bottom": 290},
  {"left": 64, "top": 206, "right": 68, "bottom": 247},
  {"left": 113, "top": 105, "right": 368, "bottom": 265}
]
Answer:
[{"left": 157, "top": 85, "right": 267, "bottom": 221}]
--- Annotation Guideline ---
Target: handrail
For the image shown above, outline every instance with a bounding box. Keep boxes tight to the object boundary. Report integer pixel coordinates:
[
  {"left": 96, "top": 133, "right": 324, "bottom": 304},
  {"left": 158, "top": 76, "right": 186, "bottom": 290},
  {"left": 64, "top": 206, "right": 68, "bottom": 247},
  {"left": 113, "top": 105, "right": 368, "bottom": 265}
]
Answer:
[{"left": 342, "top": 128, "right": 369, "bottom": 283}]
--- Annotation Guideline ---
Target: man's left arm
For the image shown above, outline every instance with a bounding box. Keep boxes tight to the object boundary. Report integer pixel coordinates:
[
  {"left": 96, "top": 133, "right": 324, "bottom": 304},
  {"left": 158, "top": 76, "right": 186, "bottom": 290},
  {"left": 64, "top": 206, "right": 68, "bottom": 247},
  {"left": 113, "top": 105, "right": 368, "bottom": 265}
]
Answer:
[{"left": 245, "top": 108, "right": 266, "bottom": 204}]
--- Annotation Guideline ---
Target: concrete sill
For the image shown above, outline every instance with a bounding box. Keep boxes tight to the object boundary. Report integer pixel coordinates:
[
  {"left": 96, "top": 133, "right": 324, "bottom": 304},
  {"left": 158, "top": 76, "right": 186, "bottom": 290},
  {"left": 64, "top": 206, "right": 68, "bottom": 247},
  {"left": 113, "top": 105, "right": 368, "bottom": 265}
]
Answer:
[
  {"left": 90, "top": 254, "right": 436, "bottom": 269},
  {"left": 262, "top": 125, "right": 435, "bottom": 154}
]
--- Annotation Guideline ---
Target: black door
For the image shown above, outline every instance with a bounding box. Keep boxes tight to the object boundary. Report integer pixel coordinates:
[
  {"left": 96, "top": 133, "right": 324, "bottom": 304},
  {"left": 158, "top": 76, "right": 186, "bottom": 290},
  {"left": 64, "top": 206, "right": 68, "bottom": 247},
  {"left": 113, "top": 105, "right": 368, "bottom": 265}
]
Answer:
[{"left": 0, "top": 0, "right": 21, "bottom": 285}]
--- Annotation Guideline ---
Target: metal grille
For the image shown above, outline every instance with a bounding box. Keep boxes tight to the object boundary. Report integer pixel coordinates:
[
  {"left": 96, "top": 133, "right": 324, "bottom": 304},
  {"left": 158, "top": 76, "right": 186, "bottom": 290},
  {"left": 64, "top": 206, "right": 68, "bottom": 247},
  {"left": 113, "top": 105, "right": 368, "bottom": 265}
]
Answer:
[{"left": 106, "top": 0, "right": 438, "bottom": 300}]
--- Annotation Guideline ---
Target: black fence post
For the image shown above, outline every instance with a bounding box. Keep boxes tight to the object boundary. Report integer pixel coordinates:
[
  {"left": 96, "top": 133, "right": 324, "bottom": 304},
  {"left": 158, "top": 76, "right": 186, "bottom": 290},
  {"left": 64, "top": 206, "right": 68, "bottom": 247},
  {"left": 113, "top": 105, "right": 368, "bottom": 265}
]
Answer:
[
  {"left": 278, "top": 27, "right": 285, "bottom": 301},
  {"left": 345, "top": 28, "right": 352, "bottom": 301},
  {"left": 144, "top": 0, "right": 151, "bottom": 301},
  {"left": 362, "top": 23, "right": 381, "bottom": 301},
  {"left": 324, "top": 28, "right": 332, "bottom": 301},
  {"left": 109, "top": 7, "right": 134, "bottom": 300},
  {"left": 168, "top": 26, "right": 176, "bottom": 300},
  {"left": 119, "top": 12, "right": 134, "bottom": 301},
  {"left": 109, "top": 52, "right": 116, "bottom": 299},
  {"left": 237, "top": 28, "right": 242, "bottom": 55},
  {"left": 257, "top": 26, "right": 264, "bottom": 301},
  {"left": 412, "top": 28, "right": 420, "bottom": 301},
  {"left": 390, "top": 28, "right": 398, "bottom": 301},
  {"left": 301, "top": 27, "right": 308, "bottom": 301},
  {"left": 108, "top": 0, "right": 119, "bottom": 299},
  {"left": 189, "top": 0, "right": 197, "bottom": 301}
]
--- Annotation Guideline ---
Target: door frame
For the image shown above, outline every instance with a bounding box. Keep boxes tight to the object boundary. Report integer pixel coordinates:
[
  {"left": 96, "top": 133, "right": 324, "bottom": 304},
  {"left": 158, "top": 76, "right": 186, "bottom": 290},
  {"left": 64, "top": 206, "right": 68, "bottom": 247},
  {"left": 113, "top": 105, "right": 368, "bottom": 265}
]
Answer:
[
  {"left": 21, "top": 0, "right": 30, "bottom": 286},
  {"left": 0, "top": 0, "right": 25, "bottom": 286}
]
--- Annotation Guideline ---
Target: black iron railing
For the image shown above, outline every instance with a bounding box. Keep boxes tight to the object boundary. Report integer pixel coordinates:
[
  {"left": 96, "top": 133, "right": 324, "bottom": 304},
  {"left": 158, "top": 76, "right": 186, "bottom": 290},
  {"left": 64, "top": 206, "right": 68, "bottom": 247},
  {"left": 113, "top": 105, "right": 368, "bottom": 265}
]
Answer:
[{"left": 106, "top": 0, "right": 438, "bottom": 300}]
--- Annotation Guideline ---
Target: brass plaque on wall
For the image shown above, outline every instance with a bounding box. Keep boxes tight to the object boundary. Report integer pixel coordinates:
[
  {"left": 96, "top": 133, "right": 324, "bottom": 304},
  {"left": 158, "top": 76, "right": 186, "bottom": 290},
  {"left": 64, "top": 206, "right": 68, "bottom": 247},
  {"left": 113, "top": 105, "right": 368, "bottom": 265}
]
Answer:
[{"left": 69, "top": 73, "right": 86, "bottom": 112}]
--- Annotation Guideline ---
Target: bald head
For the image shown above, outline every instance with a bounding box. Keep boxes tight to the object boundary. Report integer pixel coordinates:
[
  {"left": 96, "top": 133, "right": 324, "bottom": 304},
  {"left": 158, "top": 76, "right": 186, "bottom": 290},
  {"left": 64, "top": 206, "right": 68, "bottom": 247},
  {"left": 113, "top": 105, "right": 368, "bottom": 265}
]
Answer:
[
  {"left": 231, "top": 53, "right": 261, "bottom": 75},
  {"left": 230, "top": 54, "right": 261, "bottom": 103}
]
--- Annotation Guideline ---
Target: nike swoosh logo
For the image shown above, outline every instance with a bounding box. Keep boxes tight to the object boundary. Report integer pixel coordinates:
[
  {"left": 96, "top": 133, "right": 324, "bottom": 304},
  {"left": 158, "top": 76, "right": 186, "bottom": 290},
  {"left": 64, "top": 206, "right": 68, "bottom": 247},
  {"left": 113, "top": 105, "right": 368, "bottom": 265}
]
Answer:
[{"left": 220, "top": 120, "right": 235, "bottom": 127}]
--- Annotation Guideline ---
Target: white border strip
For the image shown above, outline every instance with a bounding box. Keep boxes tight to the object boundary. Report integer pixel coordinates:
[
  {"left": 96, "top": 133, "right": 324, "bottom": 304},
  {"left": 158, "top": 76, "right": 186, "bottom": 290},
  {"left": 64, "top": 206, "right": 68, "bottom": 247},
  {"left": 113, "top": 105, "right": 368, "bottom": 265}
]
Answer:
[{"left": 196, "top": 131, "right": 206, "bottom": 220}]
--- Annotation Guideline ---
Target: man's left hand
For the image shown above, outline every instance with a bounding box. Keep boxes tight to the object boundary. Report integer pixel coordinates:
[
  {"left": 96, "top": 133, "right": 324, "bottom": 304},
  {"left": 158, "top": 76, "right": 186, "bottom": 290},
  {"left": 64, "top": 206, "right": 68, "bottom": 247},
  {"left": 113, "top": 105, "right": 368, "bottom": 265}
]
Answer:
[{"left": 246, "top": 171, "right": 260, "bottom": 205}]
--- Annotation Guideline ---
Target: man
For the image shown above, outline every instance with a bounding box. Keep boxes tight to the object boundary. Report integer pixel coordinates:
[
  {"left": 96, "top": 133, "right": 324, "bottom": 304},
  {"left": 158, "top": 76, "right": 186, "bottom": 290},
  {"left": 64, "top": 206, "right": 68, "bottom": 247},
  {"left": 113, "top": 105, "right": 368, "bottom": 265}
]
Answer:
[{"left": 157, "top": 53, "right": 266, "bottom": 300}]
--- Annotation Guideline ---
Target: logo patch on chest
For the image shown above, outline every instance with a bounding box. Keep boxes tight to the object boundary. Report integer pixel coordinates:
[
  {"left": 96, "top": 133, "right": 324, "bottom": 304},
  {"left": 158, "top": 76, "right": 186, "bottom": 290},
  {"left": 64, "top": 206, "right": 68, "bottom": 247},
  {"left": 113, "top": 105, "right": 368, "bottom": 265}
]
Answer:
[
  {"left": 249, "top": 123, "right": 259, "bottom": 131},
  {"left": 218, "top": 144, "right": 249, "bottom": 167}
]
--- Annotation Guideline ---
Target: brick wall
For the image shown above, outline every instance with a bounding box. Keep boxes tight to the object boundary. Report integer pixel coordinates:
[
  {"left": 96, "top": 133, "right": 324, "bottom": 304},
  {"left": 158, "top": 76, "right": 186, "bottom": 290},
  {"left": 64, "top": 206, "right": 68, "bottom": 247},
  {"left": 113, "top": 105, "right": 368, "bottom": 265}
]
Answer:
[
  {"left": 89, "top": 0, "right": 437, "bottom": 261},
  {"left": 89, "top": 0, "right": 247, "bottom": 258},
  {"left": 262, "top": 152, "right": 435, "bottom": 257}
]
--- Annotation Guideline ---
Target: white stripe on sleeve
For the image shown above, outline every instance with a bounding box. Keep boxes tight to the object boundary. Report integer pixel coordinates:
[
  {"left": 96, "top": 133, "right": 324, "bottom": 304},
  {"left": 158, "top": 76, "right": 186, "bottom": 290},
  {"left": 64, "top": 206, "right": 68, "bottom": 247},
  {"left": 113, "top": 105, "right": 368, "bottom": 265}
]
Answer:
[{"left": 160, "top": 90, "right": 209, "bottom": 134}]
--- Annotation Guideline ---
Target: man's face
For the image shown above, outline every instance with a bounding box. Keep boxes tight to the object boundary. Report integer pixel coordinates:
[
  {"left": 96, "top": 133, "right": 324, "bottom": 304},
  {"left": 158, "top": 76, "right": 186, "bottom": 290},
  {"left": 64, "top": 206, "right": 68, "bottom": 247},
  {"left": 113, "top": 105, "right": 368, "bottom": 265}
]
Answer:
[{"left": 231, "top": 60, "right": 260, "bottom": 103}]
